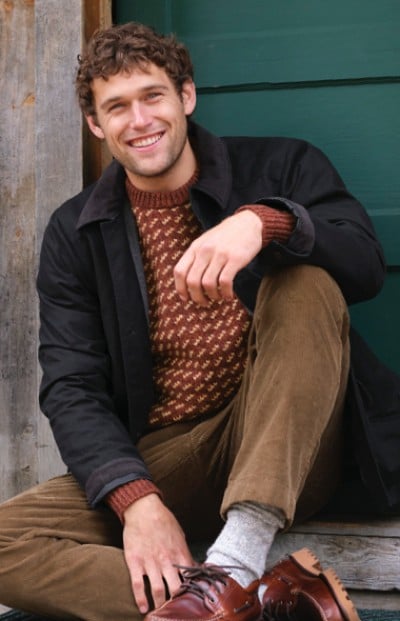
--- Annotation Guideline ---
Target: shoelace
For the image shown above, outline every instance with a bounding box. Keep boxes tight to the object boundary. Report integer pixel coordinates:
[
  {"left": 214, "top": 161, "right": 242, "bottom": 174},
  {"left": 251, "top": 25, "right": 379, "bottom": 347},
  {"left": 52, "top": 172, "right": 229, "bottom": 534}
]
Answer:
[
  {"left": 173, "top": 564, "right": 238, "bottom": 611},
  {"left": 263, "top": 598, "right": 296, "bottom": 621}
]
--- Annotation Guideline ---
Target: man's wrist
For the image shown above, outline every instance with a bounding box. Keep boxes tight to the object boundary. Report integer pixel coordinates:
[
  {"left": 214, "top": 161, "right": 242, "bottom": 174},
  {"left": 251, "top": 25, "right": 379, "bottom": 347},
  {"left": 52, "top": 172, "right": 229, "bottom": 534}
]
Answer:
[
  {"left": 106, "top": 479, "right": 162, "bottom": 523},
  {"left": 236, "top": 204, "right": 296, "bottom": 247}
]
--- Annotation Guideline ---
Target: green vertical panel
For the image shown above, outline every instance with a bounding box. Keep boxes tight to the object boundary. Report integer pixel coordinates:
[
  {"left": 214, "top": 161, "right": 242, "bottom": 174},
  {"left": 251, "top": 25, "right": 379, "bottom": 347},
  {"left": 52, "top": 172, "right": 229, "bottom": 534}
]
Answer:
[
  {"left": 114, "top": 0, "right": 171, "bottom": 32},
  {"left": 350, "top": 273, "right": 400, "bottom": 373}
]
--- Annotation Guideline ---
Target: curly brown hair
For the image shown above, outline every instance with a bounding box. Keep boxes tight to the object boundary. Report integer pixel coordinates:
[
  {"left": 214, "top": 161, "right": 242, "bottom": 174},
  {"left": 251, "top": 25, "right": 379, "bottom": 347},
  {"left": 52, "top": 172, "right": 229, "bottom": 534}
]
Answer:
[{"left": 76, "top": 22, "right": 194, "bottom": 117}]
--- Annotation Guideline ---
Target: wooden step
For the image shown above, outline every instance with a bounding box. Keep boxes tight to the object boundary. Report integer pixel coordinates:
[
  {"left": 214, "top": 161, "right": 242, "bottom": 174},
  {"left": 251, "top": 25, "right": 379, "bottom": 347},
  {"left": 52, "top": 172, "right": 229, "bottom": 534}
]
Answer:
[{"left": 268, "top": 515, "right": 400, "bottom": 604}]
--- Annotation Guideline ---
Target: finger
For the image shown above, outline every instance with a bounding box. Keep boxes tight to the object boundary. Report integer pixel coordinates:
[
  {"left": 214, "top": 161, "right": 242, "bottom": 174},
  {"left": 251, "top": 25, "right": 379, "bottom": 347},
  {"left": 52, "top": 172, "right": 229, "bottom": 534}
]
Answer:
[
  {"left": 161, "top": 563, "right": 183, "bottom": 599},
  {"left": 146, "top": 565, "right": 169, "bottom": 611},
  {"left": 186, "top": 282, "right": 210, "bottom": 307},
  {"left": 130, "top": 566, "right": 150, "bottom": 614},
  {"left": 175, "top": 252, "right": 210, "bottom": 306},
  {"left": 174, "top": 248, "right": 195, "bottom": 301},
  {"left": 184, "top": 252, "right": 217, "bottom": 306},
  {"left": 201, "top": 256, "right": 229, "bottom": 300},
  {"left": 217, "top": 262, "right": 237, "bottom": 299}
]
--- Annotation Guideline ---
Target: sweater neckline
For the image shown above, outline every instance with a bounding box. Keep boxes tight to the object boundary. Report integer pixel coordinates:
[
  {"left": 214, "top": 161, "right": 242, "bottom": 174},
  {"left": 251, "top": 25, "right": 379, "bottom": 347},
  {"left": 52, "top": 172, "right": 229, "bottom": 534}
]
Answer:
[{"left": 125, "top": 169, "right": 199, "bottom": 209}]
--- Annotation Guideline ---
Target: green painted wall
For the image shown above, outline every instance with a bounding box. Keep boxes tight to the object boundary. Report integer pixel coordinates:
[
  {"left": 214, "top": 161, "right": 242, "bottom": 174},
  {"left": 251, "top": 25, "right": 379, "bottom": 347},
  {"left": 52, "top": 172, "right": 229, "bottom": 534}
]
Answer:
[{"left": 114, "top": 1, "right": 400, "bottom": 372}]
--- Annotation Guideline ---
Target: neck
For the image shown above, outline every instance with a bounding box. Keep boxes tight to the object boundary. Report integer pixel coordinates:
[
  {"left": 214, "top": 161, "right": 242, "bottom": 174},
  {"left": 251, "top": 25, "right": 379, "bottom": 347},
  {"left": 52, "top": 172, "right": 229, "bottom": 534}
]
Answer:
[{"left": 126, "top": 167, "right": 199, "bottom": 209}]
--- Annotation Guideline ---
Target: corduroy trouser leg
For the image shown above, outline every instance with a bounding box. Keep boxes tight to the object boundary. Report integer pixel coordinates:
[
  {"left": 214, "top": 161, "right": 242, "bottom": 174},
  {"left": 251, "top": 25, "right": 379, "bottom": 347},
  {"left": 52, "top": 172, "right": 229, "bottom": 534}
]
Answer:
[{"left": 0, "top": 265, "right": 350, "bottom": 620}]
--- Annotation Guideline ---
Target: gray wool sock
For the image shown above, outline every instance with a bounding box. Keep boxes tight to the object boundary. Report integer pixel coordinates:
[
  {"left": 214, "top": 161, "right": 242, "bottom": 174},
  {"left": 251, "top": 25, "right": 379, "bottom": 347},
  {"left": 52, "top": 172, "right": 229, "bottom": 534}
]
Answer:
[{"left": 206, "top": 502, "right": 284, "bottom": 588}]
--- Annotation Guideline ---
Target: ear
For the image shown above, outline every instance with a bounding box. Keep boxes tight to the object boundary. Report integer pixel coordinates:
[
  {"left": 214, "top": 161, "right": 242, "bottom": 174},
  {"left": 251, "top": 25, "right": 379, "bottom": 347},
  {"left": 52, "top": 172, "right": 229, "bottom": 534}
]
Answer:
[
  {"left": 86, "top": 115, "right": 105, "bottom": 140},
  {"left": 181, "top": 79, "right": 196, "bottom": 116}
]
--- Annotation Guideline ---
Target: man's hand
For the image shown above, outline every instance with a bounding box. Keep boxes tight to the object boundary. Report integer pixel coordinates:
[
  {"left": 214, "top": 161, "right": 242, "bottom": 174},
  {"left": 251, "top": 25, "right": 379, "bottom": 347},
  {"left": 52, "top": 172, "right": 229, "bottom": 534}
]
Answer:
[
  {"left": 174, "top": 210, "right": 263, "bottom": 306},
  {"left": 123, "top": 493, "right": 194, "bottom": 614}
]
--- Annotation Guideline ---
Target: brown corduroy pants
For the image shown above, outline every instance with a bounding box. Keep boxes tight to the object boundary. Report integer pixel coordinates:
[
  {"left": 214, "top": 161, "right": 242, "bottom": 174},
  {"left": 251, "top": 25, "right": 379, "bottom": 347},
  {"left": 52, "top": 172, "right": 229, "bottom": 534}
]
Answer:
[{"left": 0, "top": 265, "right": 350, "bottom": 620}]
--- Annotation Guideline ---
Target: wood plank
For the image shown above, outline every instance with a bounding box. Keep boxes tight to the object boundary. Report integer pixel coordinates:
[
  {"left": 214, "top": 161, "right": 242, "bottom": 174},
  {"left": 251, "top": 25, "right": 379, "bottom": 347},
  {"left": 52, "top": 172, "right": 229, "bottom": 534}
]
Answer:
[
  {"left": 83, "top": 0, "right": 113, "bottom": 185},
  {"left": 35, "top": 0, "right": 84, "bottom": 245},
  {"left": 84, "top": 0, "right": 112, "bottom": 40},
  {"left": 269, "top": 531, "right": 400, "bottom": 591},
  {"left": 0, "top": 0, "right": 111, "bottom": 503},
  {"left": 349, "top": 590, "right": 400, "bottom": 611},
  {"left": 115, "top": 0, "right": 167, "bottom": 31},
  {"left": 290, "top": 517, "right": 400, "bottom": 538},
  {"left": 0, "top": 0, "right": 39, "bottom": 502},
  {"left": 35, "top": 0, "right": 86, "bottom": 483},
  {"left": 128, "top": 0, "right": 400, "bottom": 85}
]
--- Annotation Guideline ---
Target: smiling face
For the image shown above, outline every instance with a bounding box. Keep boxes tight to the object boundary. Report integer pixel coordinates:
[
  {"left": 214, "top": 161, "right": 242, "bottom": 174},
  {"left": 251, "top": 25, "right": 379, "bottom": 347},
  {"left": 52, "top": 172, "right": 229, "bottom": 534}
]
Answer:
[{"left": 86, "top": 63, "right": 197, "bottom": 191}]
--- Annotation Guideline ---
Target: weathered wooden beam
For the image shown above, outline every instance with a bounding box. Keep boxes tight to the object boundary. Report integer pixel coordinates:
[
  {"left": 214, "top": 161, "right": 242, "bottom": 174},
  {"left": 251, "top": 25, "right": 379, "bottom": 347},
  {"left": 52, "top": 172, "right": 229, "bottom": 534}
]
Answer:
[
  {"left": 269, "top": 516, "right": 400, "bottom": 592},
  {"left": 0, "top": 0, "right": 95, "bottom": 502},
  {"left": 35, "top": 0, "right": 85, "bottom": 484},
  {"left": 1, "top": 0, "right": 40, "bottom": 501},
  {"left": 83, "top": 0, "right": 113, "bottom": 186}
]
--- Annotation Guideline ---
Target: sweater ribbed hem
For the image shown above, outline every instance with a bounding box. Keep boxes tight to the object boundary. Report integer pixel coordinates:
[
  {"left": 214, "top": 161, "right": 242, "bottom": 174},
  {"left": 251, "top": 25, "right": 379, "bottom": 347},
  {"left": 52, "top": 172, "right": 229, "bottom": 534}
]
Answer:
[
  {"left": 106, "top": 479, "right": 162, "bottom": 523},
  {"left": 236, "top": 205, "right": 296, "bottom": 247}
]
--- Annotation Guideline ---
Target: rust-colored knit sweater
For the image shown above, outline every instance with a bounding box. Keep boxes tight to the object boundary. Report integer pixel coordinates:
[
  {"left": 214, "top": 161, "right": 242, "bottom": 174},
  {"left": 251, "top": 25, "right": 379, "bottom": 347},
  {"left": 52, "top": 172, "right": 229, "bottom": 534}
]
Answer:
[
  {"left": 107, "top": 174, "right": 295, "bottom": 521},
  {"left": 126, "top": 173, "right": 251, "bottom": 428}
]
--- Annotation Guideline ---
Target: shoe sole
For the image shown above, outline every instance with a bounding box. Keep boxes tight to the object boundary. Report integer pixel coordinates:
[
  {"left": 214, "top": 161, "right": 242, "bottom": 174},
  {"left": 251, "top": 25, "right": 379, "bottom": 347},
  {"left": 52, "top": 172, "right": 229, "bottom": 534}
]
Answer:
[
  {"left": 322, "top": 567, "right": 361, "bottom": 621},
  {"left": 289, "top": 547, "right": 323, "bottom": 576},
  {"left": 289, "top": 548, "right": 361, "bottom": 621}
]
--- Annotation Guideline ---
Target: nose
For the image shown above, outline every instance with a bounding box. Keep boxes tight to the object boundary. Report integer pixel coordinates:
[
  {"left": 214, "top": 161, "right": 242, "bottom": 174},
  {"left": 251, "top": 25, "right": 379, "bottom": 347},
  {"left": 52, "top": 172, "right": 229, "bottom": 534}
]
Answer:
[{"left": 129, "top": 101, "right": 151, "bottom": 129}]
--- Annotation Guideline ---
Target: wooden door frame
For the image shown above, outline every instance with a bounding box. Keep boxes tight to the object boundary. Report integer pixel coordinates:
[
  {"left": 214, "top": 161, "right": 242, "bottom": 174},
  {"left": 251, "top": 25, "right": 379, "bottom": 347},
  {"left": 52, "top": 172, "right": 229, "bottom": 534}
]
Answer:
[{"left": 83, "top": 0, "right": 113, "bottom": 185}]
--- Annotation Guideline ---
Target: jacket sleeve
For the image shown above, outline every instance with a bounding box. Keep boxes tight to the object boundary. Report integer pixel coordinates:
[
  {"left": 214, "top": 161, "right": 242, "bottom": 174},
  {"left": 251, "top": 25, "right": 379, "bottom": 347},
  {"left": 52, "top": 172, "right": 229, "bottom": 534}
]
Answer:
[
  {"left": 37, "top": 207, "right": 153, "bottom": 507},
  {"left": 253, "top": 141, "right": 386, "bottom": 305}
]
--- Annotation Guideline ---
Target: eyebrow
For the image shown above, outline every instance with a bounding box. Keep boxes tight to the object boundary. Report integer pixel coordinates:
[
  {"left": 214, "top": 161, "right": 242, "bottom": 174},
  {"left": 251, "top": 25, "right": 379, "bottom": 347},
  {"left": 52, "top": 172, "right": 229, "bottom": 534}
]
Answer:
[{"left": 99, "top": 83, "right": 170, "bottom": 111}]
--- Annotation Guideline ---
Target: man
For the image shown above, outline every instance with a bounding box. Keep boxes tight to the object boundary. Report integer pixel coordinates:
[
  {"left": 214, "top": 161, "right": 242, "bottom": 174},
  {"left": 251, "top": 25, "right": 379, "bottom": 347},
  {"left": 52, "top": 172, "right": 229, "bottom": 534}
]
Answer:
[{"left": 0, "top": 21, "right": 388, "bottom": 621}]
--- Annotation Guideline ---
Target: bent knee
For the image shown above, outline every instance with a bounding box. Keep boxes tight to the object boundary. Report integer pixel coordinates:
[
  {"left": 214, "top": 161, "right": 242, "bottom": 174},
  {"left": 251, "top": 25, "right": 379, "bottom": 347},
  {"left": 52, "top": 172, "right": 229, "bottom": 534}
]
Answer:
[{"left": 255, "top": 265, "right": 349, "bottom": 329}]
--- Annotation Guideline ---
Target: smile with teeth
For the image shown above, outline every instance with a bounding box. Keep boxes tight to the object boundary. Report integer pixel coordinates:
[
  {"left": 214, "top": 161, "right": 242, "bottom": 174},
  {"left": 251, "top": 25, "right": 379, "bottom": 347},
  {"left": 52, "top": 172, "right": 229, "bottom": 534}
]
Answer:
[{"left": 129, "top": 132, "right": 164, "bottom": 148}]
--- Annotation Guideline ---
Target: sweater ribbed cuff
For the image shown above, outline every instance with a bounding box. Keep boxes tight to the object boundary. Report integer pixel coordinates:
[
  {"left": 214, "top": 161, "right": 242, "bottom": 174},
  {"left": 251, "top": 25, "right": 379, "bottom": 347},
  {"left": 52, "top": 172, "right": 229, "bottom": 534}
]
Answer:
[
  {"left": 106, "top": 479, "right": 162, "bottom": 524},
  {"left": 236, "top": 205, "right": 296, "bottom": 247}
]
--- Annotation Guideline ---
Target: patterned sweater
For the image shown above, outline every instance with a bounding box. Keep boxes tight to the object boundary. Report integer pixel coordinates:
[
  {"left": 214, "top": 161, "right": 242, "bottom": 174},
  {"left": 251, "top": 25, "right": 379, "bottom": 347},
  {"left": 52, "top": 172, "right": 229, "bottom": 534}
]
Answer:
[
  {"left": 107, "top": 173, "right": 295, "bottom": 520},
  {"left": 127, "top": 172, "right": 251, "bottom": 428}
]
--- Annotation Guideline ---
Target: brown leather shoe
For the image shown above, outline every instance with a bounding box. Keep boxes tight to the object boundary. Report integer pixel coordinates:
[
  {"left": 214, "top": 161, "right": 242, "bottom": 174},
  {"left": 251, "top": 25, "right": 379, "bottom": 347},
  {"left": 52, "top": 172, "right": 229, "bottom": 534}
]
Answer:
[
  {"left": 261, "top": 548, "right": 360, "bottom": 621},
  {"left": 145, "top": 564, "right": 262, "bottom": 621}
]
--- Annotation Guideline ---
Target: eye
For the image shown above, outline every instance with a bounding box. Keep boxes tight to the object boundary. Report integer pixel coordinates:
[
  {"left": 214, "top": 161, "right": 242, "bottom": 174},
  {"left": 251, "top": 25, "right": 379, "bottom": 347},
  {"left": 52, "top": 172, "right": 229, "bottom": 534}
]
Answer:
[
  {"left": 145, "top": 91, "right": 163, "bottom": 101},
  {"left": 108, "top": 102, "right": 125, "bottom": 113}
]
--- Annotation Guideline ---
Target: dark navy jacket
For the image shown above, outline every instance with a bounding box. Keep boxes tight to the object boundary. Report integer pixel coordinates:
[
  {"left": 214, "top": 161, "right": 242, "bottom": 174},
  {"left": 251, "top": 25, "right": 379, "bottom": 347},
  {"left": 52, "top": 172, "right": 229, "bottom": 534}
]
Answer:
[{"left": 38, "top": 122, "right": 399, "bottom": 510}]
